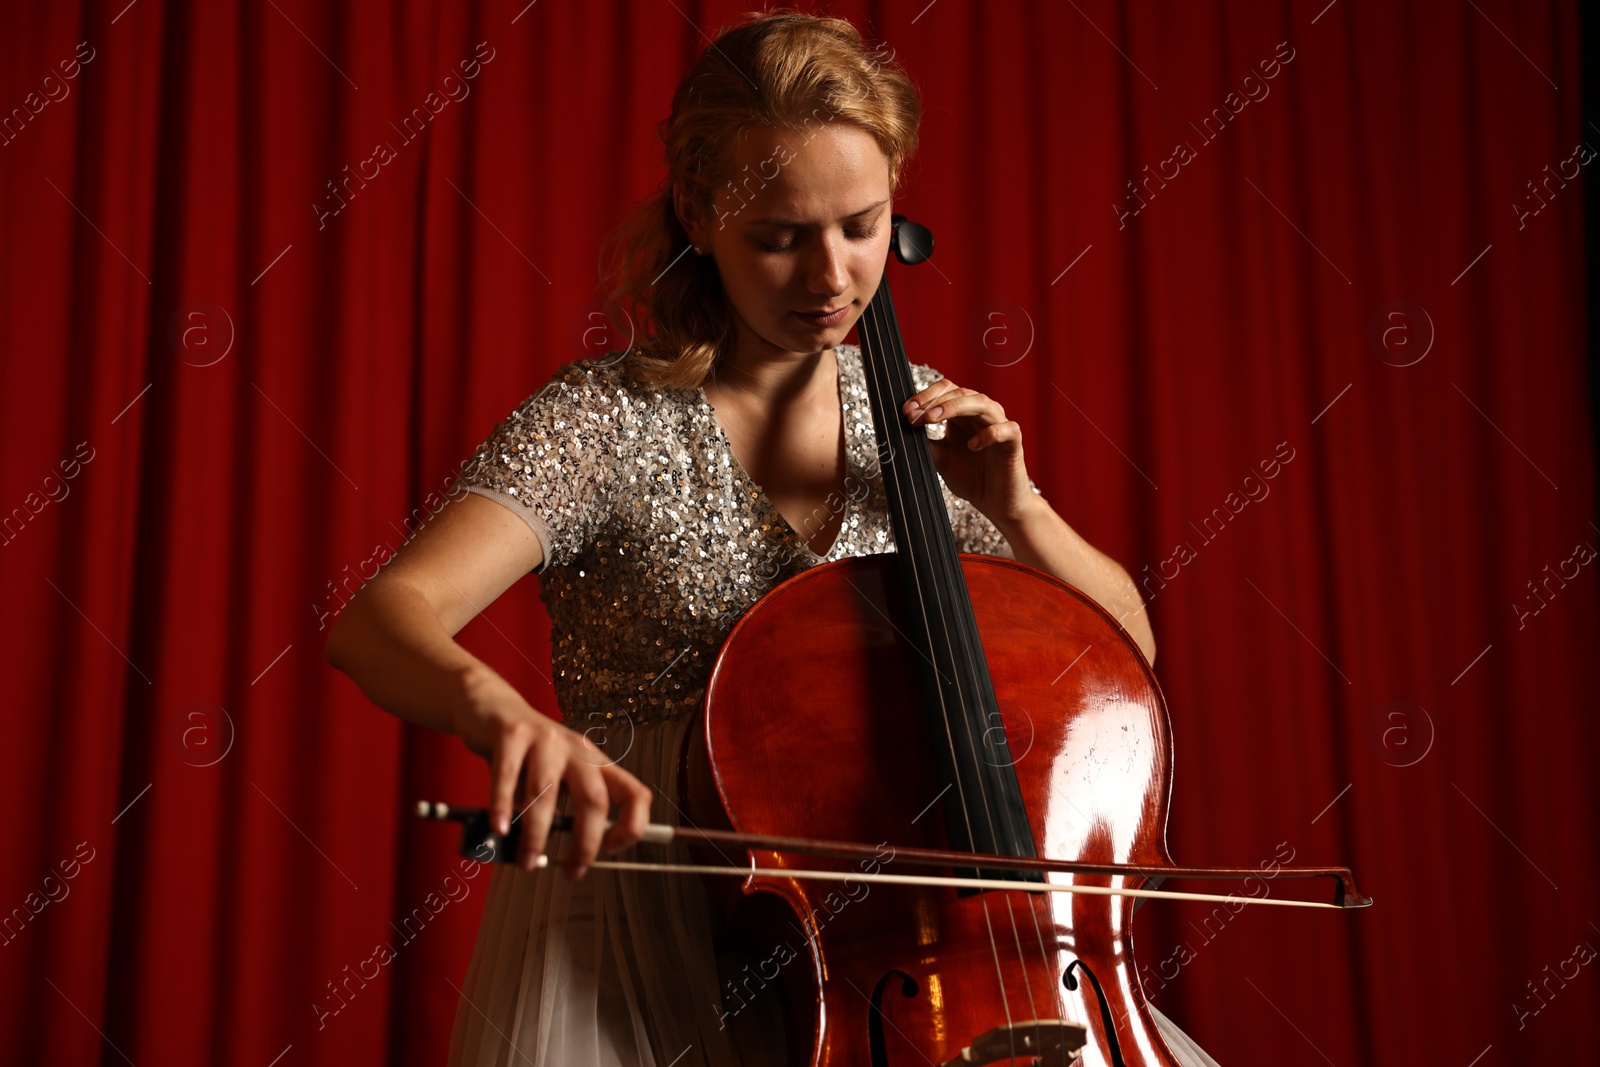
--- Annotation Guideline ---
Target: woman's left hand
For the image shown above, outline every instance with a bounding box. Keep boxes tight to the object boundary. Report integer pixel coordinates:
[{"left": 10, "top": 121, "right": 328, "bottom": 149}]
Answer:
[{"left": 903, "top": 379, "right": 1037, "bottom": 528}]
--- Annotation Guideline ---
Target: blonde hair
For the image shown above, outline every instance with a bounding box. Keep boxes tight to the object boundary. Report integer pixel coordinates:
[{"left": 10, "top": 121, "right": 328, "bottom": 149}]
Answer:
[{"left": 598, "top": 10, "right": 921, "bottom": 392}]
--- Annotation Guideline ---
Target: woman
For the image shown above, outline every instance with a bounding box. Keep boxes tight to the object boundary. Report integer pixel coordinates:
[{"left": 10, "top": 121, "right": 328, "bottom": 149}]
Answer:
[{"left": 326, "top": 11, "right": 1212, "bottom": 1066}]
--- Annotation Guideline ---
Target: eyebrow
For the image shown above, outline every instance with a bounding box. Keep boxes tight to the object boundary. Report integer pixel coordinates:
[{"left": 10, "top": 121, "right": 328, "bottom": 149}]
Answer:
[{"left": 746, "top": 198, "right": 889, "bottom": 227}]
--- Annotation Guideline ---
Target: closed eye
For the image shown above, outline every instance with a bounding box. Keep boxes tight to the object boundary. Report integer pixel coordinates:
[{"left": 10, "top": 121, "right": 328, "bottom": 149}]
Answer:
[{"left": 757, "top": 225, "right": 880, "bottom": 254}]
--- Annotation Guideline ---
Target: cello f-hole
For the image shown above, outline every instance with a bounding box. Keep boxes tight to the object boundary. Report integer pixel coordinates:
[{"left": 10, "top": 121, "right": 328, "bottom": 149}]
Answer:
[
  {"left": 868, "top": 969, "right": 920, "bottom": 1067},
  {"left": 1064, "top": 960, "right": 1127, "bottom": 1067}
]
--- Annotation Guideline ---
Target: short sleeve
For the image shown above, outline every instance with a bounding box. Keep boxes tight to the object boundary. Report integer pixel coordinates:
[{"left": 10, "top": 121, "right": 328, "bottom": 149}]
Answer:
[
  {"left": 947, "top": 491, "right": 1015, "bottom": 558},
  {"left": 908, "top": 361, "right": 1041, "bottom": 560},
  {"left": 450, "top": 362, "right": 626, "bottom": 573}
]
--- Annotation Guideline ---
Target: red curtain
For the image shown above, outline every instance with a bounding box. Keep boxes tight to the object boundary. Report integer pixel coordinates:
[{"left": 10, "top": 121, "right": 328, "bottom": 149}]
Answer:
[{"left": 2, "top": 1, "right": 1595, "bottom": 1063}]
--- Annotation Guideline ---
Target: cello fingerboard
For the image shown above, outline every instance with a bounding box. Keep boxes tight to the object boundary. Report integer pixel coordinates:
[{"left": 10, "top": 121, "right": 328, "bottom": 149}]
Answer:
[{"left": 855, "top": 257, "right": 1040, "bottom": 880}]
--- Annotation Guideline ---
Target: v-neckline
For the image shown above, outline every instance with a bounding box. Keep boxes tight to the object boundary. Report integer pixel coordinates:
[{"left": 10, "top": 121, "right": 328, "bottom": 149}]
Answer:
[{"left": 698, "top": 348, "right": 854, "bottom": 561}]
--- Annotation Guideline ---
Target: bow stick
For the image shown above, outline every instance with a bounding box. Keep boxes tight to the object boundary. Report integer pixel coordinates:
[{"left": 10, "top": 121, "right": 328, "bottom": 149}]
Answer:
[{"left": 417, "top": 801, "right": 1372, "bottom": 910}]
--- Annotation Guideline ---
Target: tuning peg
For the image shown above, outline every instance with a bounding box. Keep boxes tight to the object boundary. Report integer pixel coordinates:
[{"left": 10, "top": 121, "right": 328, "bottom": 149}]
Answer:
[{"left": 891, "top": 215, "right": 934, "bottom": 265}]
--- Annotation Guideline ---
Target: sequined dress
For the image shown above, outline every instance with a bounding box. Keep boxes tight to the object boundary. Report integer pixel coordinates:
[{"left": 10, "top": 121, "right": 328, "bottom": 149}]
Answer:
[{"left": 444, "top": 343, "right": 1220, "bottom": 1067}]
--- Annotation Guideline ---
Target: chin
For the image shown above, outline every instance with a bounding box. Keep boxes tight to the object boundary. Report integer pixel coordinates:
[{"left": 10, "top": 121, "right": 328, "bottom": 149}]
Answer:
[
  {"left": 802, "top": 328, "right": 851, "bottom": 353},
  {"left": 768, "top": 323, "right": 844, "bottom": 354}
]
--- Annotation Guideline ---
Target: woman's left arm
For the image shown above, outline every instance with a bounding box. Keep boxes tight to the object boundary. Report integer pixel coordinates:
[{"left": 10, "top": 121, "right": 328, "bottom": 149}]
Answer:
[{"left": 905, "top": 378, "right": 1157, "bottom": 667}]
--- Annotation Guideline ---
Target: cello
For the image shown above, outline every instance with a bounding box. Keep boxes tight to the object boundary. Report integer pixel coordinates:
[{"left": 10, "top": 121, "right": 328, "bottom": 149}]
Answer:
[{"left": 424, "top": 215, "right": 1370, "bottom": 1066}]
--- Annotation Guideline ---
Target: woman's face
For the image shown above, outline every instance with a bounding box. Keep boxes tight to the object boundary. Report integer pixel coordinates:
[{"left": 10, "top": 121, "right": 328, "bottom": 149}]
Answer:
[{"left": 683, "top": 123, "right": 893, "bottom": 362}]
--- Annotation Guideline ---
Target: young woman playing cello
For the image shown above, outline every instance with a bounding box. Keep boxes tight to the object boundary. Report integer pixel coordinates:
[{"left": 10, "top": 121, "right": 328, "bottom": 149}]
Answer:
[{"left": 325, "top": 11, "right": 1216, "bottom": 1066}]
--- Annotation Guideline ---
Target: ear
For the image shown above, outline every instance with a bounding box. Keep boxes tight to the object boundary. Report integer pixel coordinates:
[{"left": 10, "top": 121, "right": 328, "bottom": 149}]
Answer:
[{"left": 673, "top": 184, "right": 709, "bottom": 253}]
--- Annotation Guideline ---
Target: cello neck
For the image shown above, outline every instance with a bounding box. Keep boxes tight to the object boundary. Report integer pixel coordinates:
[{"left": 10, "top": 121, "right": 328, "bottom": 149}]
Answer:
[{"left": 855, "top": 223, "right": 1038, "bottom": 870}]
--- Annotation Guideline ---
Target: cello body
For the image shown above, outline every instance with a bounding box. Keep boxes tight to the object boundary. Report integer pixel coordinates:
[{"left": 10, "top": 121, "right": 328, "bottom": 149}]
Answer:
[
  {"left": 682, "top": 214, "right": 1184, "bottom": 1066},
  {"left": 686, "top": 551, "right": 1184, "bottom": 1067}
]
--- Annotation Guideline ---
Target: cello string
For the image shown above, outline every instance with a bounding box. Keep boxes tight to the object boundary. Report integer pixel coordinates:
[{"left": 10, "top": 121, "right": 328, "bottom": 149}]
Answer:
[
  {"left": 858, "top": 275, "right": 1028, "bottom": 1046},
  {"left": 858, "top": 293, "right": 974, "bottom": 846},
  {"left": 876, "top": 289, "right": 1044, "bottom": 853},
  {"left": 868, "top": 247, "right": 1058, "bottom": 1051},
  {"left": 862, "top": 292, "right": 994, "bottom": 868},
  {"left": 885, "top": 293, "right": 1054, "bottom": 1058},
  {"left": 879, "top": 287, "right": 1028, "bottom": 877},
  {"left": 876, "top": 270, "right": 1056, "bottom": 1050},
  {"left": 872, "top": 290, "right": 1007, "bottom": 859},
  {"left": 872, "top": 292, "right": 1039, "bottom": 1051},
  {"left": 857, "top": 292, "right": 972, "bottom": 849}
]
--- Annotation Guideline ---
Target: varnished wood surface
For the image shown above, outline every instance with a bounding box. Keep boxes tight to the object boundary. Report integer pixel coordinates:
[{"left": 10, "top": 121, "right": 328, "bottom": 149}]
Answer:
[{"left": 689, "top": 553, "right": 1183, "bottom": 1067}]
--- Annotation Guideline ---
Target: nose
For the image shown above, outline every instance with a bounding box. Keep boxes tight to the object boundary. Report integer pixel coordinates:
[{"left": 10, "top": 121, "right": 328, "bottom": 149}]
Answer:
[{"left": 806, "top": 230, "right": 850, "bottom": 298}]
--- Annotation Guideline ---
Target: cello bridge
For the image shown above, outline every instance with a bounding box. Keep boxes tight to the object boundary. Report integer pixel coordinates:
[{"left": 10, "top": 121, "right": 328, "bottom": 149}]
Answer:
[{"left": 939, "top": 1019, "right": 1087, "bottom": 1066}]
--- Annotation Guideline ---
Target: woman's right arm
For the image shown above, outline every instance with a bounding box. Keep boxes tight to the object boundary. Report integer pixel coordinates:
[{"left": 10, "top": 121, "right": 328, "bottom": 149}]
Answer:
[{"left": 323, "top": 492, "right": 651, "bottom": 879}]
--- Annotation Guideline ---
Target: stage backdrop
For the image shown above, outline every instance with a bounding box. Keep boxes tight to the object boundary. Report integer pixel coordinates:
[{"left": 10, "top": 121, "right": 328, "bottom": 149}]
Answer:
[{"left": 2, "top": 1, "right": 1595, "bottom": 1064}]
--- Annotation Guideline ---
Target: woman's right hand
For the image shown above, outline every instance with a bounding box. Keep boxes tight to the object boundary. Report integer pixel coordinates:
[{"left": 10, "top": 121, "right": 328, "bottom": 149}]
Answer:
[
  {"left": 451, "top": 664, "right": 652, "bottom": 879},
  {"left": 323, "top": 494, "right": 650, "bottom": 879}
]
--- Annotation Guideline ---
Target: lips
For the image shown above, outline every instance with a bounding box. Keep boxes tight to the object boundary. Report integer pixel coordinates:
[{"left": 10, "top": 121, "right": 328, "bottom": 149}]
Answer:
[{"left": 793, "top": 306, "right": 849, "bottom": 328}]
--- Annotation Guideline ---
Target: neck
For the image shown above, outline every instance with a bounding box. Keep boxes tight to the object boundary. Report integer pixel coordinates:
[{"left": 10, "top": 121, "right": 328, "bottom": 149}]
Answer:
[{"left": 708, "top": 318, "right": 839, "bottom": 408}]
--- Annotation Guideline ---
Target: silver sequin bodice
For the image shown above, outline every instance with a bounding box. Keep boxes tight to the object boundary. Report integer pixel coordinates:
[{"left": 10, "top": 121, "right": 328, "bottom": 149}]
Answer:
[{"left": 453, "top": 343, "right": 1011, "bottom": 729}]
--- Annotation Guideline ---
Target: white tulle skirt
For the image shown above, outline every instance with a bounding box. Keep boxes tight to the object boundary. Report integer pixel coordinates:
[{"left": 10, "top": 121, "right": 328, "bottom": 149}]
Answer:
[
  {"left": 448, "top": 716, "right": 743, "bottom": 1066},
  {"left": 446, "top": 715, "right": 1219, "bottom": 1067}
]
